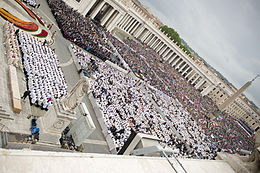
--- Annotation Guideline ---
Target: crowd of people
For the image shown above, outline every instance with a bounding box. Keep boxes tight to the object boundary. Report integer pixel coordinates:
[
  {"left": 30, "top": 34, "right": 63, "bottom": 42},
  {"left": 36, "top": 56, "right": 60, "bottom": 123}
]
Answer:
[
  {"left": 47, "top": 0, "right": 116, "bottom": 63},
  {"left": 108, "top": 35, "right": 254, "bottom": 153},
  {"left": 3, "top": 22, "right": 22, "bottom": 69},
  {"left": 18, "top": 31, "right": 68, "bottom": 110},
  {"left": 71, "top": 45, "right": 218, "bottom": 159},
  {"left": 47, "top": 0, "right": 255, "bottom": 158}
]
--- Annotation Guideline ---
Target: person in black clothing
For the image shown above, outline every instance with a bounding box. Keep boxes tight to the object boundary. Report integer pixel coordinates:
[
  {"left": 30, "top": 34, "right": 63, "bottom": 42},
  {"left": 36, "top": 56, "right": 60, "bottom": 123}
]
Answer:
[
  {"left": 15, "top": 29, "right": 19, "bottom": 36},
  {"left": 43, "top": 39, "right": 47, "bottom": 46},
  {"left": 21, "top": 90, "right": 30, "bottom": 100}
]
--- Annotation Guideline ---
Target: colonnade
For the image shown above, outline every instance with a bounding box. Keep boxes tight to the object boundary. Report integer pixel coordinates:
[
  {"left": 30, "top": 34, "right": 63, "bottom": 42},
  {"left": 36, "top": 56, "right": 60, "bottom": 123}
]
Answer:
[{"left": 76, "top": 0, "right": 123, "bottom": 31}]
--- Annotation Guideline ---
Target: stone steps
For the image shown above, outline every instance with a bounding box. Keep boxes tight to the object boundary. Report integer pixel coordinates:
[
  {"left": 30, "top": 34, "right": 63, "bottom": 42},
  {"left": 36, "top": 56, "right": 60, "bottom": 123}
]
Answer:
[{"left": 0, "top": 106, "right": 14, "bottom": 121}]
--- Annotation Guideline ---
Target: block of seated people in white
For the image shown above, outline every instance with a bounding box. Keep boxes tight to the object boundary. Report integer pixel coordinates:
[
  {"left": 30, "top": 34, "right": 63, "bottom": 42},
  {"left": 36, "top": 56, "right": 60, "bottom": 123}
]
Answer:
[{"left": 38, "top": 77, "right": 94, "bottom": 145}]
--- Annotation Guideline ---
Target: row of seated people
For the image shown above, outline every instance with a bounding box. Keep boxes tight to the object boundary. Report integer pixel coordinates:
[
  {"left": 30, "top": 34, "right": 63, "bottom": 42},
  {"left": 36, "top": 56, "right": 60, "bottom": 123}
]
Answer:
[
  {"left": 108, "top": 35, "right": 255, "bottom": 154},
  {"left": 3, "top": 22, "right": 21, "bottom": 68},
  {"left": 18, "top": 31, "right": 68, "bottom": 110},
  {"left": 47, "top": 0, "right": 126, "bottom": 69},
  {"left": 22, "top": 0, "right": 37, "bottom": 8},
  {"left": 71, "top": 44, "right": 219, "bottom": 159}
]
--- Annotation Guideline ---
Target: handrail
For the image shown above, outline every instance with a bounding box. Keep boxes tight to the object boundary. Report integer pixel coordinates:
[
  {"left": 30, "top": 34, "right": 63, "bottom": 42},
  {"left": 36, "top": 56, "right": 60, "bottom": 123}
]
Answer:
[
  {"left": 172, "top": 152, "right": 188, "bottom": 173},
  {"left": 161, "top": 151, "right": 178, "bottom": 173},
  {"left": 161, "top": 151, "right": 188, "bottom": 173}
]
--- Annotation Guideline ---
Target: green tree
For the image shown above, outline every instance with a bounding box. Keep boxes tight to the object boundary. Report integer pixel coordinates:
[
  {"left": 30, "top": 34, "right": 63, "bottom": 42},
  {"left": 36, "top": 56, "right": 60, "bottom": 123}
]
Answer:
[{"left": 160, "top": 25, "right": 193, "bottom": 58}]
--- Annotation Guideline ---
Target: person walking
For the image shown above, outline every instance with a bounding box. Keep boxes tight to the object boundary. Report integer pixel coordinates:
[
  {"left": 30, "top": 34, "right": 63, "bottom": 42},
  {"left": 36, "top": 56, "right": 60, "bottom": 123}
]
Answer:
[{"left": 21, "top": 90, "right": 30, "bottom": 100}]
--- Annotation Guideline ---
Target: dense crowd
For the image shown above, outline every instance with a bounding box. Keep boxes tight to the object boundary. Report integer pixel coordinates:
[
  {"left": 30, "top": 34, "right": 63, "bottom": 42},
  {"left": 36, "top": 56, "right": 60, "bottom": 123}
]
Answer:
[
  {"left": 108, "top": 35, "right": 254, "bottom": 153},
  {"left": 71, "top": 45, "right": 219, "bottom": 159},
  {"left": 18, "top": 31, "right": 68, "bottom": 110},
  {"left": 49, "top": 0, "right": 254, "bottom": 158},
  {"left": 47, "top": 0, "right": 125, "bottom": 68},
  {"left": 110, "top": 35, "right": 217, "bottom": 118}
]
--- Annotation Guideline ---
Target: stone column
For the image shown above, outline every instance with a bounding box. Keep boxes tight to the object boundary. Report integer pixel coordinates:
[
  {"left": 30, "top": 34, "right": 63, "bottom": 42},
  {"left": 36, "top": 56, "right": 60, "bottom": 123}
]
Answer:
[
  {"left": 83, "top": 0, "right": 97, "bottom": 16},
  {"left": 152, "top": 39, "right": 160, "bottom": 49},
  {"left": 159, "top": 45, "right": 167, "bottom": 55},
  {"left": 157, "top": 43, "right": 164, "bottom": 53},
  {"left": 185, "top": 68, "right": 193, "bottom": 78},
  {"left": 156, "top": 41, "right": 162, "bottom": 50},
  {"left": 166, "top": 54, "right": 174, "bottom": 63},
  {"left": 128, "top": 20, "right": 139, "bottom": 34},
  {"left": 131, "top": 23, "right": 141, "bottom": 35},
  {"left": 78, "top": 0, "right": 93, "bottom": 13},
  {"left": 144, "top": 33, "right": 153, "bottom": 43},
  {"left": 133, "top": 24, "right": 143, "bottom": 37},
  {"left": 201, "top": 84, "right": 214, "bottom": 96},
  {"left": 141, "top": 30, "right": 149, "bottom": 42},
  {"left": 157, "top": 42, "right": 165, "bottom": 52},
  {"left": 130, "top": 21, "right": 140, "bottom": 35},
  {"left": 161, "top": 47, "right": 168, "bottom": 57},
  {"left": 188, "top": 72, "right": 197, "bottom": 82},
  {"left": 191, "top": 75, "right": 201, "bottom": 85},
  {"left": 114, "top": 14, "right": 124, "bottom": 30},
  {"left": 182, "top": 65, "right": 190, "bottom": 75},
  {"left": 165, "top": 51, "right": 174, "bottom": 61},
  {"left": 162, "top": 48, "right": 171, "bottom": 58},
  {"left": 128, "top": 19, "right": 136, "bottom": 32},
  {"left": 125, "top": 17, "right": 135, "bottom": 31},
  {"left": 120, "top": 14, "right": 130, "bottom": 29},
  {"left": 118, "top": 14, "right": 128, "bottom": 28},
  {"left": 179, "top": 62, "right": 187, "bottom": 72},
  {"left": 174, "top": 58, "right": 183, "bottom": 69},
  {"left": 156, "top": 41, "right": 163, "bottom": 51},
  {"left": 135, "top": 26, "right": 144, "bottom": 38},
  {"left": 151, "top": 38, "right": 159, "bottom": 49},
  {"left": 195, "top": 78, "right": 205, "bottom": 89},
  {"left": 107, "top": 13, "right": 122, "bottom": 31},
  {"left": 122, "top": 16, "right": 131, "bottom": 30},
  {"left": 142, "top": 32, "right": 149, "bottom": 43},
  {"left": 164, "top": 50, "right": 172, "bottom": 59},
  {"left": 90, "top": 1, "right": 106, "bottom": 19},
  {"left": 149, "top": 36, "right": 157, "bottom": 47},
  {"left": 101, "top": 8, "right": 115, "bottom": 26},
  {"left": 175, "top": 59, "right": 183, "bottom": 70},
  {"left": 169, "top": 54, "right": 178, "bottom": 65},
  {"left": 147, "top": 35, "right": 155, "bottom": 45}
]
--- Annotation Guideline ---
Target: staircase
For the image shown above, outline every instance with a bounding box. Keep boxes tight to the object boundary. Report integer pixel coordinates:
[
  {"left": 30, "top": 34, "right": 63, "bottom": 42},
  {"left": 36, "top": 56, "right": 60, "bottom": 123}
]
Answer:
[{"left": 0, "top": 105, "right": 13, "bottom": 121}]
